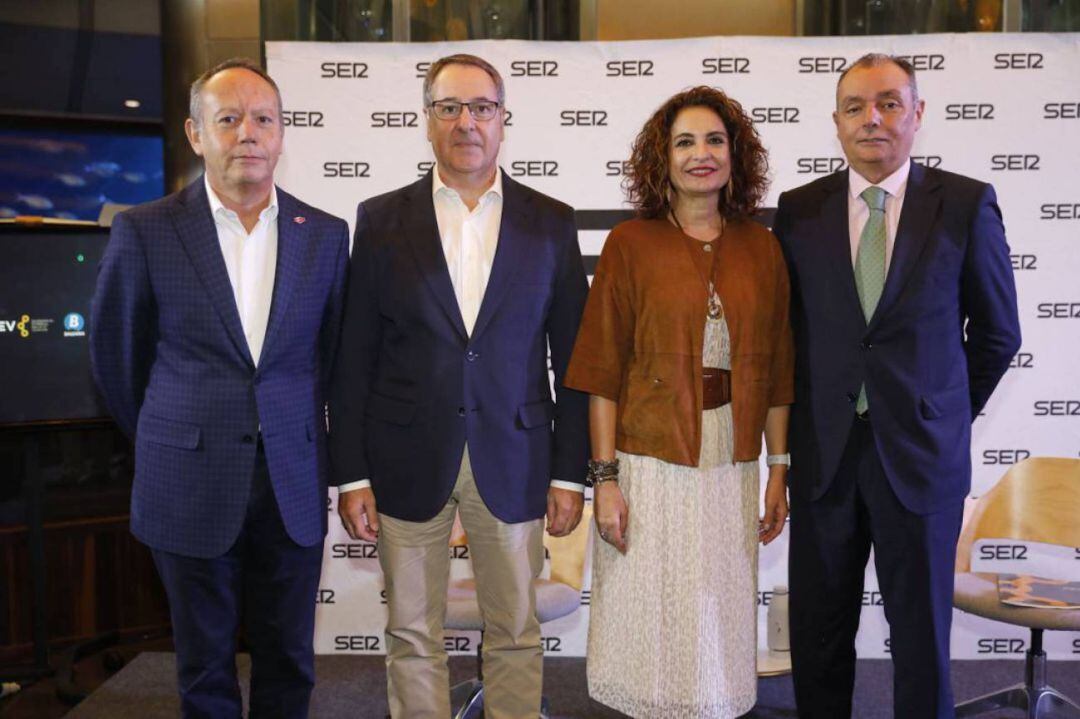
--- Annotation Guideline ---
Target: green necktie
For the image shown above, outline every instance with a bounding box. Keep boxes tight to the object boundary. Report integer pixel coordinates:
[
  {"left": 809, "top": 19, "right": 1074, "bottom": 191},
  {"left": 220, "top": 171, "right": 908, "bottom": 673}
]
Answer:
[{"left": 854, "top": 185, "right": 887, "bottom": 413}]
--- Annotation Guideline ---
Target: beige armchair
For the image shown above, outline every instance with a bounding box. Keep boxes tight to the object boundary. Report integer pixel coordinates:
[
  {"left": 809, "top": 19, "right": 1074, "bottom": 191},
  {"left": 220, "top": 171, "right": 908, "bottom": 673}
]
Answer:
[{"left": 953, "top": 457, "right": 1080, "bottom": 717}]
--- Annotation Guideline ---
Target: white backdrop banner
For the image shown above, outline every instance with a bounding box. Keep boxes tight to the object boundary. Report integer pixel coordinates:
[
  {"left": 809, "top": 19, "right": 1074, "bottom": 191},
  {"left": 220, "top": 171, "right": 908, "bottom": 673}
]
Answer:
[{"left": 267, "top": 33, "right": 1080, "bottom": 661}]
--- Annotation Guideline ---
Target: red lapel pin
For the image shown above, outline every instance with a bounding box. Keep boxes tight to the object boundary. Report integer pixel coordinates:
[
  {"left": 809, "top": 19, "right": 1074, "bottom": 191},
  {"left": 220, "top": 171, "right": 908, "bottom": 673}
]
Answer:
[{"left": 293, "top": 216, "right": 306, "bottom": 224}]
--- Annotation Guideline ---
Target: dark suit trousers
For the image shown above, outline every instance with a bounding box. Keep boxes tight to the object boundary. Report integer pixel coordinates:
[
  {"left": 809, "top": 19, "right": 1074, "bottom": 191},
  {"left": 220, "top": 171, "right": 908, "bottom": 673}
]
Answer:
[
  {"left": 789, "top": 418, "right": 963, "bottom": 719},
  {"left": 151, "top": 441, "right": 324, "bottom": 719}
]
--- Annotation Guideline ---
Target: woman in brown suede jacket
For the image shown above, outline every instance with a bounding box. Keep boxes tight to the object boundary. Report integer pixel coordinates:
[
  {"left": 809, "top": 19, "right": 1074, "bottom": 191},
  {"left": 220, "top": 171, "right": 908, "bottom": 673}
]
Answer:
[{"left": 564, "top": 86, "right": 794, "bottom": 719}]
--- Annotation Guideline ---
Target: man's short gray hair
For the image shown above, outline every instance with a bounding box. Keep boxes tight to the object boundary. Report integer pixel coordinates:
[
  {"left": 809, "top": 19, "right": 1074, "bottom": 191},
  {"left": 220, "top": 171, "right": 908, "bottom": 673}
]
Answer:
[
  {"left": 422, "top": 54, "right": 506, "bottom": 108},
  {"left": 837, "top": 53, "right": 920, "bottom": 104},
  {"left": 189, "top": 57, "right": 283, "bottom": 127}
]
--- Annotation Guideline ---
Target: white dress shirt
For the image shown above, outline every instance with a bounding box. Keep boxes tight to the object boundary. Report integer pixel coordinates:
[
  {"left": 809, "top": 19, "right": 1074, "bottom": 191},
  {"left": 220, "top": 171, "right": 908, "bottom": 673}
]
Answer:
[
  {"left": 205, "top": 176, "right": 278, "bottom": 366},
  {"left": 339, "top": 166, "right": 582, "bottom": 495},
  {"left": 847, "top": 160, "right": 910, "bottom": 273}
]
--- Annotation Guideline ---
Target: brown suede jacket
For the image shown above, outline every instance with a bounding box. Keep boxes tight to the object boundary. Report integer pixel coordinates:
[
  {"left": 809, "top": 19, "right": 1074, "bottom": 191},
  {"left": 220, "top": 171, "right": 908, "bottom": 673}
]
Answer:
[{"left": 565, "top": 217, "right": 794, "bottom": 466}]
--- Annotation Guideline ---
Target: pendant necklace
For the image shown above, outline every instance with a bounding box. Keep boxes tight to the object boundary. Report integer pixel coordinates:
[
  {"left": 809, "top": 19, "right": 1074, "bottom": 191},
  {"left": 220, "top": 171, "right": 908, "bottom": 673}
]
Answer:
[{"left": 670, "top": 211, "right": 725, "bottom": 320}]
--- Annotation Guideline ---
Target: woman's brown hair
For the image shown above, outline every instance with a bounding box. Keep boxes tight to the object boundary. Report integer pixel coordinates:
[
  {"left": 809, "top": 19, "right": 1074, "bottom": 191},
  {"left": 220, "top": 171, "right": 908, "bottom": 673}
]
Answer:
[{"left": 624, "top": 86, "right": 769, "bottom": 221}]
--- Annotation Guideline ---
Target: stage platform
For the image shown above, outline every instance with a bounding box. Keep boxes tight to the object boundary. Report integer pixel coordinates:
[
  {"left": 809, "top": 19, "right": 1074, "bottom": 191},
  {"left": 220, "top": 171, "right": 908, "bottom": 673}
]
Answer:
[{"left": 63, "top": 653, "right": 1080, "bottom": 718}]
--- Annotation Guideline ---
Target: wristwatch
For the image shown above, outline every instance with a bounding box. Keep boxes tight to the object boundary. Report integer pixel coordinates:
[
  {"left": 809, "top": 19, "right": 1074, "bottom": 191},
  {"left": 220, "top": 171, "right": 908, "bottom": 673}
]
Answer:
[{"left": 766, "top": 453, "right": 791, "bottom": 467}]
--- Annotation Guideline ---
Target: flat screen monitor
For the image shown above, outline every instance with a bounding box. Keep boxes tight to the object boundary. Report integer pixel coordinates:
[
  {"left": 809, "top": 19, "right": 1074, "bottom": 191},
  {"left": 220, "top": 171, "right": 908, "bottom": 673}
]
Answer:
[{"left": 0, "top": 226, "right": 111, "bottom": 425}]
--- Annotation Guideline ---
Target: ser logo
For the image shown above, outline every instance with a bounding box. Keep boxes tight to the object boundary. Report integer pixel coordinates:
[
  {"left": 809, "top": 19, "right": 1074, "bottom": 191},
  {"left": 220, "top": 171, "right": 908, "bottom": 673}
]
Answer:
[
  {"left": 1010, "top": 254, "right": 1038, "bottom": 270},
  {"left": 701, "top": 57, "right": 750, "bottom": 74},
  {"left": 912, "top": 155, "right": 943, "bottom": 168},
  {"left": 445, "top": 636, "right": 472, "bottom": 652},
  {"left": 315, "top": 589, "right": 336, "bottom": 604},
  {"left": 540, "top": 637, "right": 562, "bottom": 652},
  {"left": 511, "top": 161, "right": 558, "bottom": 177},
  {"left": 581, "top": 589, "right": 591, "bottom": 606},
  {"left": 320, "top": 61, "right": 369, "bottom": 78},
  {"left": 330, "top": 542, "right": 379, "bottom": 559},
  {"left": 798, "top": 56, "right": 850, "bottom": 73},
  {"left": 606, "top": 60, "right": 654, "bottom": 77},
  {"left": 991, "top": 154, "right": 1040, "bottom": 171},
  {"left": 450, "top": 545, "right": 470, "bottom": 559},
  {"left": 282, "top": 111, "right": 324, "bottom": 128},
  {"left": 1039, "top": 203, "right": 1080, "bottom": 220},
  {"left": 1075, "top": 638, "right": 1080, "bottom": 654},
  {"left": 1009, "top": 352, "right": 1035, "bottom": 369},
  {"left": 1043, "top": 102, "right": 1080, "bottom": 119},
  {"left": 993, "top": 53, "right": 1044, "bottom": 70},
  {"left": 979, "top": 544, "right": 1028, "bottom": 561},
  {"left": 894, "top": 54, "right": 946, "bottom": 70},
  {"left": 796, "top": 157, "right": 846, "bottom": 174},
  {"left": 605, "top": 160, "right": 632, "bottom": 177},
  {"left": 978, "top": 638, "right": 1026, "bottom": 654},
  {"left": 417, "top": 161, "right": 434, "bottom": 177},
  {"left": 945, "top": 104, "right": 995, "bottom": 121},
  {"left": 982, "top": 449, "right": 1031, "bottom": 465},
  {"left": 334, "top": 635, "right": 381, "bottom": 651},
  {"left": 1034, "top": 400, "right": 1080, "bottom": 416},
  {"left": 751, "top": 107, "right": 799, "bottom": 124},
  {"left": 510, "top": 60, "right": 558, "bottom": 77},
  {"left": 371, "top": 111, "right": 418, "bottom": 128},
  {"left": 560, "top": 110, "right": 608, "bottom": 127},
  {"left": 323, "top": 162, "right": 370, "bottom": 179},
  {"left": 884, "top": 637, "right": 891, "bottom": 655},
  {"left": 1036, "top": 302, "right": 1080, "bottom": 318},
  {"left": 861, "top": 591, "right": 884, "bottom": 606},
  {"left": 757, "top": 591, "right": 774, "bottom": 606}
]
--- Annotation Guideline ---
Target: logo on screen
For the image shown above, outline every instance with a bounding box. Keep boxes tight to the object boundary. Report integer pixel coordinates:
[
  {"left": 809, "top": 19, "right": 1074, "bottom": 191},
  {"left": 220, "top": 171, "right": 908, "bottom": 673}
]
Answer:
[
  {"left": 63, "top": 312, "right": 86, "bottom": 337},
  {"left": 1, "top": 314, "right": 51, "bottom": 338}
]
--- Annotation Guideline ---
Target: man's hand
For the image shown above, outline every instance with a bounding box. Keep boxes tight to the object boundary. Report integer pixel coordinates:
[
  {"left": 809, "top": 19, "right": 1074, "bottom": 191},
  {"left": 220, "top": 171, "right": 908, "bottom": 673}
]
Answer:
[
  {"left": 759, "top": 468, "right": 788, "bottom": 545},
  {"left": 338, "top": 487, "right": 380, "bottom": 542},
  {"left": 546, "top": 487, "right": 584, "bottom": 537}
]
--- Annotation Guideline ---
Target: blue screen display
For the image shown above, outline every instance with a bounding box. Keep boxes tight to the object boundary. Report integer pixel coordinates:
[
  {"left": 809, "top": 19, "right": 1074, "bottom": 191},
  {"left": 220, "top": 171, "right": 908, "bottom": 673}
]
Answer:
[{"left": 0, "top": 128, "right": 164, "bottom": 222}]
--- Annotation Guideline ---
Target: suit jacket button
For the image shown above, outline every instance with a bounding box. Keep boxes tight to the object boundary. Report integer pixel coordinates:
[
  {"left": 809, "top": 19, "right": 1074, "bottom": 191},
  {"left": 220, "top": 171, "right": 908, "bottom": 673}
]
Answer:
[
  {"left": 241, "top": 434, "right": 255, "bottom": 444},
  {"left": 846, "top": 392, "right": 857, "bottom": 403},
  {"left": 458, "top": 407, "right": 466, "bottom": 417},
  {"left": 466, "top": 351, "right": 479, "bottom": 362}
]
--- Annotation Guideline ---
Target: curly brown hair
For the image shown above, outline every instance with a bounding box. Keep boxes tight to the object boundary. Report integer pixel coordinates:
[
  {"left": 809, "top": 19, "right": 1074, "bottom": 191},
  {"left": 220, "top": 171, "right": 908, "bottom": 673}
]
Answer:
[{"left": 624, "top": 86, "right": 769, "bottom": 221}]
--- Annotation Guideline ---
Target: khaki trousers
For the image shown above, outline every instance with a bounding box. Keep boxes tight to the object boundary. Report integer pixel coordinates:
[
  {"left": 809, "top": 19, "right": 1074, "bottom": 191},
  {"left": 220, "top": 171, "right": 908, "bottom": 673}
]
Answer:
[{"left": 377, "top": 449, "right": 545, "bottom": 719}]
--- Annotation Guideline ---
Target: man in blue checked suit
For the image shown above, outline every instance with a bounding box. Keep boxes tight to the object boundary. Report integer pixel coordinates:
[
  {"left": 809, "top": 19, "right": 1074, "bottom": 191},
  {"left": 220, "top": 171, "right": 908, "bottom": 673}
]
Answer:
[{"left": 90, "top": 58, "right": 348, "bottom": 718}]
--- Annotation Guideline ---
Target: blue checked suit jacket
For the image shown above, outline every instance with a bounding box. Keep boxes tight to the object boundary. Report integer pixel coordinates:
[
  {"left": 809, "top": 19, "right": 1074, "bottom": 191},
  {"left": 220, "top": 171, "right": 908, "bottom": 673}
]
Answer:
[{"left": 91, "top": 178, "right": 349, "bottom": 558}]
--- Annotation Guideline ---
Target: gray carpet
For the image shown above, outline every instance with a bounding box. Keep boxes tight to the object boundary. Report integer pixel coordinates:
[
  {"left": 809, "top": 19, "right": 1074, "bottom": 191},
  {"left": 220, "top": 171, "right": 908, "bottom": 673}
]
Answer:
[{"left": 64, "top": 652, "right": 1080, "bottom": 718}]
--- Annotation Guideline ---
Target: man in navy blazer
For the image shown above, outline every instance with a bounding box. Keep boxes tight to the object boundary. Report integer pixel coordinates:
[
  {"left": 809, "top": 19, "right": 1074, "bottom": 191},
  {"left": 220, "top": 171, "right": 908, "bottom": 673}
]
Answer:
[
  {"left": 328, "top": 54, "right": 589, "bottom": 718},
  {"left": 773, "top": 54, "right": 1020, "bottom": 718},
  {"left": 91, "top": 59, "right": 348, "bottom": 717}
]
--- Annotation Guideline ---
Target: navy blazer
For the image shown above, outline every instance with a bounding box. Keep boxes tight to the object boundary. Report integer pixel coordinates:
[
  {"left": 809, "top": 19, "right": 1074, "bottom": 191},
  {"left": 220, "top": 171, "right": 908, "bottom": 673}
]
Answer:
[
  {"left": 773, "top": 162, "right": 1021, "bottom": 514},
  {"left": 90, "top": 179, "right": 350, "bottom": 557},
  {"left": 328, "top": 171, "right": 590, "bottom": 523}
]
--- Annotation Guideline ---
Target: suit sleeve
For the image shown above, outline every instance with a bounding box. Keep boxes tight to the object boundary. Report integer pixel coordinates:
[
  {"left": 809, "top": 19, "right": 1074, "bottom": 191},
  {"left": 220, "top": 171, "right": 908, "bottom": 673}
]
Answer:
[
  {"left": 89, "top": 211, "right": 157, "bottom": 439},
  {"left": 545, "top": 207, "right": 591, "bottom": 486},
  {"left": 767, "top": 231, "right": 795, "bottom": 406},
  {"left": 327, "top": 205, "right": 382, "bottom": 486},
  {"left": 962, "top": 183, "right": 1021, "bottom": 419},
  {"left": 319, "top": 220, "right": 350, "bottom": 397}
]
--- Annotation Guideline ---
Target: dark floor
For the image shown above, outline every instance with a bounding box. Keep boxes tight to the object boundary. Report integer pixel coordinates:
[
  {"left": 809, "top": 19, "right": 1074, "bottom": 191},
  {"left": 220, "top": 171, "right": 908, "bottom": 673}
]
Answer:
[{"left": 2, "top": 643, "right": 1079, "bottom": 718}]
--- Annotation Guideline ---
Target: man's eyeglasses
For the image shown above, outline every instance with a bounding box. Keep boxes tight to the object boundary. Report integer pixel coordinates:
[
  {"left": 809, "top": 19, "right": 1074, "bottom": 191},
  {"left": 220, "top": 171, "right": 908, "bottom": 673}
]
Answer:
[{"left": 428, "top": 100, "right": 501, "bottom": 122}]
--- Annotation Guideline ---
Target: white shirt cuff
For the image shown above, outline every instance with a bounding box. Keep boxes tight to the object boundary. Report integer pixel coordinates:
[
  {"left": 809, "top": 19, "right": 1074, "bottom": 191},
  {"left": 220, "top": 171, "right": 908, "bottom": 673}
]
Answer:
[
  {"left": 338, "top": 479, "right": 371, "bottom": 493},
  {"left": 550, "top": 479, "right": 584, "bottom": 493}
]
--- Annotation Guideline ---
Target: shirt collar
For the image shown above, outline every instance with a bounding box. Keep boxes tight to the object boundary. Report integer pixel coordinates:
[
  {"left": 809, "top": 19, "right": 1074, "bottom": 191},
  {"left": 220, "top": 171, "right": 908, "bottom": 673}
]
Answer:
[
  {"left": 849, "top": 160, "right": 910, "bottom": 202},
  {"left": 204, "top": 175, "right": 279, "bottom": 222},
  {"left": 432, "top": 165, "right": 503, "bottom": 206}
]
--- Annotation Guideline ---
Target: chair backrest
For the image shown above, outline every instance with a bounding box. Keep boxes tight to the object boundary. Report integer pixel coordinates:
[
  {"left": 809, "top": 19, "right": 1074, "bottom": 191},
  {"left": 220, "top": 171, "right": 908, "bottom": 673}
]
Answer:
[
  {"left": 956, "top": 457, "right": 1080, "bottom": 572},
  {"left": 543, "top": 503, "right": 593, "bottom": 591}
]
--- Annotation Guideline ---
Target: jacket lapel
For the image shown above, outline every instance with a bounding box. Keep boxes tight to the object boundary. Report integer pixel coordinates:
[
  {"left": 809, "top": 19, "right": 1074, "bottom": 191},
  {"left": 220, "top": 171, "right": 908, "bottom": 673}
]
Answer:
[
  {"left": 820, "top": 171, "right": 866, "bottom": 325},
  {"left": 867, "top": 161, "right": 941, "bottom": 332},
  {"left": 171, "top": 179, "right": 254, "bottom": 368},
  {"left": 405, "top": 174, "right": 468, "bottom": 342},
  {"left": 471, "top": 173, "right": 528, "bottom": 340},
  {"left": 261, "top": 189, "right": 311, "bottom": 362}
]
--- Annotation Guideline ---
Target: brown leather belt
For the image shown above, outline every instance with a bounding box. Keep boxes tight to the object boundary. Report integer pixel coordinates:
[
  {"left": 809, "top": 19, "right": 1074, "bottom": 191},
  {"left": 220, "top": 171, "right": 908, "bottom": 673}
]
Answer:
[{"left": 702, "top": 368, "right": 732, "bottom": 410}]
